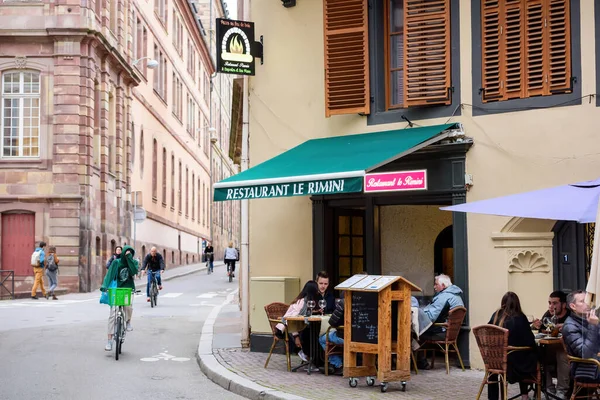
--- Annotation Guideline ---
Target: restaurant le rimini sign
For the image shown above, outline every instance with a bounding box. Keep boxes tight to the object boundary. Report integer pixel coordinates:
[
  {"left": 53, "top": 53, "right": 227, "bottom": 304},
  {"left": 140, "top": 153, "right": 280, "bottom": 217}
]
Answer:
[{"left": 216, "top": 18, "right": 255, "bottom": 76}]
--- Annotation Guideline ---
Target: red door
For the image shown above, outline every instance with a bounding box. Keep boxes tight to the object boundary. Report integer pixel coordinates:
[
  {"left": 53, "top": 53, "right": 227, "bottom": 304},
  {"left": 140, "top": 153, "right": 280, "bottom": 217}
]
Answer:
[{"left": 2, "top": 213, "right": 35, "bottom": 276}]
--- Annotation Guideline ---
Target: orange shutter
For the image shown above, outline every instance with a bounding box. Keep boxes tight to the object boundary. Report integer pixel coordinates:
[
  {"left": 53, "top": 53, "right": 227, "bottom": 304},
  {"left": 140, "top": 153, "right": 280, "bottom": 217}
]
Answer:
[
  {"left": 525, "top": 0, "right": 546, "bottom": 97},
  {"left": 504, "top": 0, "right": 525, "bottom": 99},
  {"left": 323, "top": 0, "right": 370, "bottom": 117},
  {"left": 403, "top": 0, "right": 451, "bottom": 107},
  {"left": 546, "top": 0, "right": 571, "bottom": 93},
  {"left": 481, "top": 0, "right": 502, "bottom": 102}
]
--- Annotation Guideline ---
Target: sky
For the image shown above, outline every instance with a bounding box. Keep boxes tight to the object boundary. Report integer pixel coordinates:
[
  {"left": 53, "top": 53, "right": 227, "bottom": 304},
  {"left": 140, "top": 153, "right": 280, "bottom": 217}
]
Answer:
[{"left": 224, "top": 0, "right": 238, "bottom": 19}]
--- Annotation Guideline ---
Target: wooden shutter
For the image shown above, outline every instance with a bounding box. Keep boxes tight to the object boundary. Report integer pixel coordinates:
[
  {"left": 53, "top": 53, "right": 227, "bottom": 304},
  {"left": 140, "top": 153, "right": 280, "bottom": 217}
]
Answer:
[
  {"left": 546, "top": 0, "right": 571, "bottom": 93},
  {"left": 504, "top": 0, "right": 524, "bottom": 99},
  {"left": 403, "top": 0, "right": 451, "bottom": 107},
  {"left": 525, "top": 0, "right": 546, "bottom": 97},
  {"left": 323, "top": 0, "right": 370, "bottom": 117},
  {"left": 481, "top": 0, "right": 502, "bottom": 101}
]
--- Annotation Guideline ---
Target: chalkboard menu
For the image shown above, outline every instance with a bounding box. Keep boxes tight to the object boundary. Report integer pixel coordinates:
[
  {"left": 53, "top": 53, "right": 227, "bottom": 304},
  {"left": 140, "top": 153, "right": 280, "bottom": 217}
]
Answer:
[{"left": 351, "top": 291, "right": 378, "bottom": 344}]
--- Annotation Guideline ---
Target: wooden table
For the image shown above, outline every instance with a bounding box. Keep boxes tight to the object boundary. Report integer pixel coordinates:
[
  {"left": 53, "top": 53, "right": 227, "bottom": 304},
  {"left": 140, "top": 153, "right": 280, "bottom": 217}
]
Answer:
[
  {"left": 535, "top": 335, "right": 564, "bottom": 400},
  {"left": 285, "top": 315, "right": 329, "bottom": 375}
]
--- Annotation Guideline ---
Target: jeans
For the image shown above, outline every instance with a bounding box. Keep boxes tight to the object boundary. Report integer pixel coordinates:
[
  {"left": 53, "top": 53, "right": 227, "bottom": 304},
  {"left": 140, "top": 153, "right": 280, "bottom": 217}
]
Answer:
[
  {"left": 146, "top": 270, "right": 162, "bottom": 297},
  {"left": 46, "top": 269, "right": 58, "bottom": 293},
  {"left": 207, "top": 260, "right": 214, "bottom": 271},
  {"left": 107, "top": 305, "right": 133, "bottom": 335},
  {"left": 319, "top": 330, "right": 344, "bottom": 368},
  {"left": 31, "top": 267, "right": 46, "bottom": 297}
]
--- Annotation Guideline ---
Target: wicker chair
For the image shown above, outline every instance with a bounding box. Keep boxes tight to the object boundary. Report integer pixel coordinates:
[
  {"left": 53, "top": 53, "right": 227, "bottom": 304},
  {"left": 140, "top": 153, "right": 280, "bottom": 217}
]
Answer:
[
  {"left": 473, "top": 324, "right": 541, "bottom": 400},
  {"left": 416, "top": 306, "right": 467, "bottom": 374},
  {"left": 324, "top": 325, "right": 344, "bottom": 376},
  {"left": 561, "top": 336, "right": 600, "bottom": 399},
  {"left": 264, "top": 302, "right": 291, "bottom": 372}
]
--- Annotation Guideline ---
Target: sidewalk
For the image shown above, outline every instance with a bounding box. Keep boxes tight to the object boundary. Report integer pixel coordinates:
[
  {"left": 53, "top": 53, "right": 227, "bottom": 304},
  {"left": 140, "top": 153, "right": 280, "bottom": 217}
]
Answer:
[{"left": 197, "top": 300, "right": 526, "bottom": 400}]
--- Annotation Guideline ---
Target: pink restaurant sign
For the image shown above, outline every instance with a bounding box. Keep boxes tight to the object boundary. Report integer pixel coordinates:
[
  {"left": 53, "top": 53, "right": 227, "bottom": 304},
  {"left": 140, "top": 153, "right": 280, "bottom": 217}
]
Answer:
[{"left": 363, "top": 170, "right": 427, "bottom": 193}]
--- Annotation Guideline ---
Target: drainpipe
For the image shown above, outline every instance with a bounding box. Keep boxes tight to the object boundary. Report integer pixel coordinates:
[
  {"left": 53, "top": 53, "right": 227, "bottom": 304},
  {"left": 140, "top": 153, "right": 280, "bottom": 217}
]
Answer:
[{"left": 240, "top": 0, "right": 250, "bottom": 348}]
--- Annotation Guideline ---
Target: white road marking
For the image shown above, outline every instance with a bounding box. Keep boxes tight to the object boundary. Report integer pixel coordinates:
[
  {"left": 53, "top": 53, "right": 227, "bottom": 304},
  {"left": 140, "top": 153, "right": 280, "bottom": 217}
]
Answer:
[
  {"left": 196, "top": 293, "right": 218, "bottom": 299},
  {"left": 161, "top": 293, "right": 183, "bottom": 298},
  {"left": 189, "top": 301, "right": 220, "bottom": 307},
  {"left": 140, "top": 351, "right": 190, "bottom": 362}
]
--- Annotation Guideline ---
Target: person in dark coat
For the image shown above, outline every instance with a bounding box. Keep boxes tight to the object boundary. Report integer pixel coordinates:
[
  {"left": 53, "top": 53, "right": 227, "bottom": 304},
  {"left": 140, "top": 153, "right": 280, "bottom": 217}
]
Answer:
[
  {"left": 315, "top": 271, "right": 335, "bottom": 314},
  {"left": 563, "top": 290, "right": 600, "bottom": 386},
  {"left": 488, "top": 291, "right": 538, "bottom": 400}
]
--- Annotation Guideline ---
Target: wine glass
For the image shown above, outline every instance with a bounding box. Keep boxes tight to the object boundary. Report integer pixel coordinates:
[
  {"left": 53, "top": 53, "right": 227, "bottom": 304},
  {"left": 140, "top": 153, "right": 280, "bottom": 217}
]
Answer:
[
  {"left": 306, "top": 300, "right": 316, "bottom": 316},
  {"left": 318, "top": 299, "right": 327, "bottom": 314},
  {"left": 543, "top": 316, "right": 554, "bottom": 333}
]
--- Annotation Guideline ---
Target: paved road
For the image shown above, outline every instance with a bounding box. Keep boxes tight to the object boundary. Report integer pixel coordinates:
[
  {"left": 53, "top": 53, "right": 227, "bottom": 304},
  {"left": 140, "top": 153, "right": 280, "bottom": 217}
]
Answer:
[{"left": 0, "top": 265, "right": 245, "bottom": 400}]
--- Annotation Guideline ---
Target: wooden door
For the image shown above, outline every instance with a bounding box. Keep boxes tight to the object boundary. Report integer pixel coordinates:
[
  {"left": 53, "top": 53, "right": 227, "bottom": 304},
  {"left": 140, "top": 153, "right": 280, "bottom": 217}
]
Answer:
[
  {"left": 553, "top": 221, "right": 586, "bottom": 292},
  {"left": 1, "top": 213, "right": 35, "bottom": 276},
  {"left": 335, "top": 209, "right": 366, "bottom": 285}
]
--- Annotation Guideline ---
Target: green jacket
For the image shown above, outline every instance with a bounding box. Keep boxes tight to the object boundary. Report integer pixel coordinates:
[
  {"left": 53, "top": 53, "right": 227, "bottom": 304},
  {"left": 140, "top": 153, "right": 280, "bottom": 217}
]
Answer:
[{"left": 101, "top": 245, "right": 138, "bottom": 291}]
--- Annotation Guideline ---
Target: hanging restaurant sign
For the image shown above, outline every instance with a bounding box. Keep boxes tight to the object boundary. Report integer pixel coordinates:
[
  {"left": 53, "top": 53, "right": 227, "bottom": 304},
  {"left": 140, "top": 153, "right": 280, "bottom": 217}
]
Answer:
[
  {"left": 214, "top": 177, "right": 363, "bottom": 201},
  {"left": 216, "top": 18, "right": 255, "bottom": 76},
  {"left": 363, "top": 170, "right": 427, "bottom": 193}
]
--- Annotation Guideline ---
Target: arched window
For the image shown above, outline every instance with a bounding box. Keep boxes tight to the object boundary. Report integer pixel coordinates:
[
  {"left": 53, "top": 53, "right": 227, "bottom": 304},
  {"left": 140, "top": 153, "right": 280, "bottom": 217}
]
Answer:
[
  {"left": 141, "top": 245, "right": 146, "bottom": 260},
  {"left": 171, "top": 153, "right": 175, "bottom": 209},
  {"left": 1, "top": 70, "right": 41, "bottom": 158},
  {"left": 163, "top": 249, "right": 167, "bottom": 265},
  {"left": 171, "top": 250, "right": 175, "bottom": 263},
  {"left": 152, "top": 139, "right": 158, "bottom": 199},
  {"left": 110, "top": 239, "right": 116, "bottom": 254},
  {"left": 96, "top": 237, "right": 101, "bottom": 256},
  {"left": 162, "top": 147, "right": 167, "bottom": 205},
  {"left": 185, "top": 167, "right": 189, "bottom": 217},
  {"left": 140, "top": 128, "right": 145, "bottom": 177},
  {"left": 191, "top": 172, "right": 195, "bottom": 220}
]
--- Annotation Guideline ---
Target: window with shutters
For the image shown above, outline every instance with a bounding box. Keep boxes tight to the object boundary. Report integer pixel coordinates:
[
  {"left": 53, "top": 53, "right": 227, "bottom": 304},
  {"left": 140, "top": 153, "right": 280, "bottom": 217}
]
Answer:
[
  {"left": 385, "top": 0, "right": 452, "bottom": 109},
  {"left": 481, "top": 0, "right": 572, "bottom": 103}
]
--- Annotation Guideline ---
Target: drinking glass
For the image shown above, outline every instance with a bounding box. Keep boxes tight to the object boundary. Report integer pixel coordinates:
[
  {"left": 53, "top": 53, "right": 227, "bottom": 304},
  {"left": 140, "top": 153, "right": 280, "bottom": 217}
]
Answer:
[
  {"left": 306, "top": 300, "right": 316, "bottom": 316},
  {"left": 526, "top": 315, "right": 534, "bottom": 324},
  {"left": 318, "top": 299, "right": 327, "bottom": 314}
]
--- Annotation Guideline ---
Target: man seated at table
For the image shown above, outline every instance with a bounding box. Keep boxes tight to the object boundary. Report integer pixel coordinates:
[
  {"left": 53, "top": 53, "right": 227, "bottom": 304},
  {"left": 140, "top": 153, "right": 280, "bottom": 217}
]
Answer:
[
  {"left": 531, "top": 290, "right": 570, "bottom": 399},
  {"left": 416, "top": 274, "right": 464, "bottom": 369},
  {"left": 318, "top": 298, "right": 344, "bottom": 376},
  {"left": 563, "top": 290, "right": 600, "bottom": 383},
  {"left": 315, "top": 271, "right": 335, "bottom": 314}
]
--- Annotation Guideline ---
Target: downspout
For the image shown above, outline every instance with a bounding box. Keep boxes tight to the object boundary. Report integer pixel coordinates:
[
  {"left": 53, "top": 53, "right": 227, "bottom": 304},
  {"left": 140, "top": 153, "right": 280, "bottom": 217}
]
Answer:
[{"left": 240, "top": 0, "right": 250, "bottom": 348}]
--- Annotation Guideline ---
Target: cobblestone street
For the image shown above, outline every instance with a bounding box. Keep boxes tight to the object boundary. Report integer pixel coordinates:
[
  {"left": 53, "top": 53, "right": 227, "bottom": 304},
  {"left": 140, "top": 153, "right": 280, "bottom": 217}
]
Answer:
[{"left": 215, "top": 349, "right": 525, "bottom": 399}]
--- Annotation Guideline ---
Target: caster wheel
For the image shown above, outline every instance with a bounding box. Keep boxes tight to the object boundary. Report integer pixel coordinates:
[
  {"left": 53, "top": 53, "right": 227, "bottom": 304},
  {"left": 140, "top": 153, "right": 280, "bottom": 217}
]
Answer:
[
  {"left": 349, "top": 378, "right": 358, "bottom": 388},
  {"left": 366, "top": 377, "right": 375, "bottom": 386},
  {"left": 380, "top": 383, "right": 388, "bottom": 393},
  {"left": 401, "top": 382, "right": 407, "bottom": 392}
]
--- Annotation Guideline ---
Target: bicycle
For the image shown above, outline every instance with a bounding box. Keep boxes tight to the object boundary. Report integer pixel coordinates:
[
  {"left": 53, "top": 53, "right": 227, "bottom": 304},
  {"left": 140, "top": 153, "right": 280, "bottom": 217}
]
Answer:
[
  {"left": 226, "top": 261, "right": 234, "bottom": 283},
  {"left": 206, "top": 253, "right": 213, "bottom": 275},
  {"left": 108, "top": 287, "right": 132, "bottom": 361},
  {"left": 148, "top": 271, "right": 159, "bottom": 308}
]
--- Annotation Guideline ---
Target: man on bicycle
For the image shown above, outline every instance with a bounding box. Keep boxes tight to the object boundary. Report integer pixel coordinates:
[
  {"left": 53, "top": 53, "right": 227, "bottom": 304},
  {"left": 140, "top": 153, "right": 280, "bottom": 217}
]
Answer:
[
  {"left": 101, "top": 245, "right": 138, "bottom": 351},
  {"left": 141, "top": 247, "right": 165, "bottom": 302},
  {"left": 204, "top": 241, "right": 214, "bottom": 273}
]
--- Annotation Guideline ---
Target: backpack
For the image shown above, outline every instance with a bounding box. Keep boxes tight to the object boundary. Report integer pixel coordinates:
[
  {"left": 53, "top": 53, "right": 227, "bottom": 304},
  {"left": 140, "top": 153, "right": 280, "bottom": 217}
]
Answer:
[
  {"left": 46, "top": 254, "right": 58, "bottom": 272},
  {"left": 30, "top": 250, "right": 41, "bottom": 267}
]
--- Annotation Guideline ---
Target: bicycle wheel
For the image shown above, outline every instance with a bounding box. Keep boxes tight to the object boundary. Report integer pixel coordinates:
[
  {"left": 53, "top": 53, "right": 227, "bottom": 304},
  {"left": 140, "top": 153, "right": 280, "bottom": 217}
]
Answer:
[
  {"left": 150, "top": 282, "right": 155, "bottom": 308},
  {"left": 228, "top": 265, "right": 232, "bottom": 282},
  {"left": 115, "top": 313, "right": 122, "bottom": 360},
  {"left": 152, "top": 281, "right": 158, "bottom": 307}
]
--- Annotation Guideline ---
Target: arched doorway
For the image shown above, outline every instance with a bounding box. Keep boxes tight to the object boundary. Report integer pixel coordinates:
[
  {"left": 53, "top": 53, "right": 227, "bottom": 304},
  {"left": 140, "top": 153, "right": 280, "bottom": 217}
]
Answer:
[
  {"left": 434, "top": 225, "right": 454, "bottom": 281},
  {"left": 552, "top": 221, "right": 594, "bottom": 292}
]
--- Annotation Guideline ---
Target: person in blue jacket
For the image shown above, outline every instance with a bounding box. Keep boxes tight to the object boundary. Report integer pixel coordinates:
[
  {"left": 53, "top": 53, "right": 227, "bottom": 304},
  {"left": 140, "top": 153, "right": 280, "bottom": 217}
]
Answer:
[{"left": 416, "top": 274, "right": 464, "bottom": 369}]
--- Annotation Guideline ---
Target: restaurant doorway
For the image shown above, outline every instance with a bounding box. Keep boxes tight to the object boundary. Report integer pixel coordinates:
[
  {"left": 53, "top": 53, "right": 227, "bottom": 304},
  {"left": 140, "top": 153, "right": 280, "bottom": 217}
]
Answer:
[
  {"left": 434, "top": 225, "right": 454, "bottom": 282},
  {"left": 552, "top": 221, "right": 593, "bottom": 292},
  {"left": 334, "top": 209, "right": 366, "bottom": 285}
]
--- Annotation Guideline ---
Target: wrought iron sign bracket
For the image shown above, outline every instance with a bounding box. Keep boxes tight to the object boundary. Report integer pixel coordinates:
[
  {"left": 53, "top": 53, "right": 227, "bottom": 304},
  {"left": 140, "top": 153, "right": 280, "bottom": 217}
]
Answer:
[
  {"left": 252, "top": 35, "right": 264, "bottom": 65},
  {"left": 281, "top": 0, "right": 296, "bottom": 7}
]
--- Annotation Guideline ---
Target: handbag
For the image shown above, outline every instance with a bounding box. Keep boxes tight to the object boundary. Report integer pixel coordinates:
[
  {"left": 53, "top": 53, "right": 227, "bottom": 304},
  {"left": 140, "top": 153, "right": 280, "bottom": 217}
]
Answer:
[{"left": 99, "top": 280, "right": 117, "bottom": 305}]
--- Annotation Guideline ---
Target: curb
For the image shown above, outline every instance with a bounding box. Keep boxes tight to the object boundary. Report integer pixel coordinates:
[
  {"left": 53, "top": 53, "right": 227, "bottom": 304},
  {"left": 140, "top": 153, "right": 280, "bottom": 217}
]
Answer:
[{"left": 196, "top": 291, "right": 308, "bottom": 400}]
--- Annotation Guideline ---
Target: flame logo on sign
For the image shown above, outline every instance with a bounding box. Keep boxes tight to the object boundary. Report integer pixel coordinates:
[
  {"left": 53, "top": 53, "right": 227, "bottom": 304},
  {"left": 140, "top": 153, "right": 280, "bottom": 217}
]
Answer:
[{"left": 229, "top": 35, "right": 244, "bottom": 54}]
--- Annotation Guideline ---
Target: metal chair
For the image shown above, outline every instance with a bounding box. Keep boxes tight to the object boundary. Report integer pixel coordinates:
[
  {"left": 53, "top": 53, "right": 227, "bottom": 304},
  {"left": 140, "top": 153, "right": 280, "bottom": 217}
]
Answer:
[
  {"left": 264, "top": 302, "right": 291, "bottom": 372},
  {"left": 473, "top": 324, "right": 541, "bottom": 400},
  {"left": 416, "top": 306, "right": 467, "bottom": 374}
]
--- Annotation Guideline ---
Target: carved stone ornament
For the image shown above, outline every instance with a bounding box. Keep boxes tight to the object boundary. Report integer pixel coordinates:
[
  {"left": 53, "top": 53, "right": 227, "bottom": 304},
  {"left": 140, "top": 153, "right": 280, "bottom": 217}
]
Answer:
[
  {"left": 14, "top": 56, "right": 27, "bottom": 69},
  {"left": 508, "top": 250, "right": 550, "bottom": 273}
]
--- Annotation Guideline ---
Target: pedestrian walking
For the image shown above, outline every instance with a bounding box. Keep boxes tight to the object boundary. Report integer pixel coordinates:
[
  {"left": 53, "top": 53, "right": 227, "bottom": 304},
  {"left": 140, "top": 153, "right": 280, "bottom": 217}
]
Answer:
[
  {"left": 30, "top": 241, "right": 47, "bottom": 300},
  {"left": 45, "top": 246, "right": 60, "bottom": 300},
  {"left": 106, "top": 245, "right": 122, "bottom": 269}
]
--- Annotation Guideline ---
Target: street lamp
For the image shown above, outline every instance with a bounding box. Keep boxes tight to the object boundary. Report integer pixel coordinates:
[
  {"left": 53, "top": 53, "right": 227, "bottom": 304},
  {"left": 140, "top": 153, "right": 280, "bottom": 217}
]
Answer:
[{"left": 132, "top": 56, "right": 159, "bottom": 69}]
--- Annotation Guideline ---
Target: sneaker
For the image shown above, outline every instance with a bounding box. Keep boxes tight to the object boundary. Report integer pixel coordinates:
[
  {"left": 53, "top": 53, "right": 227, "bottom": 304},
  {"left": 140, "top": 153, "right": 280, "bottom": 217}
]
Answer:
[
  {"left": 52, "top": 295, "right": 58, "bottom": 300},
  {"left": 105, "top": 340, "right": 113, "bottom": 351},
  {"left": 159, "top": 285, "right": 162, "bottom": 290},
  {"left": 298, "top": 350, "right": 308, "bottom": 362},
  {"left": 126, "top": 321, "right": 133, "bottom": 332},
  {"left": 31, "top": 296, "right": 38, "bottom": 300}
]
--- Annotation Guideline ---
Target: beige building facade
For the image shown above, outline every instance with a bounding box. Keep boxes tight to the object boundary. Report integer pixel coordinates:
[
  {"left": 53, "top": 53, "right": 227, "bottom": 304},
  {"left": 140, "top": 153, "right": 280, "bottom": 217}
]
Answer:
[{"left": 225, "top": 0, "right": 600, "bottom": 368}]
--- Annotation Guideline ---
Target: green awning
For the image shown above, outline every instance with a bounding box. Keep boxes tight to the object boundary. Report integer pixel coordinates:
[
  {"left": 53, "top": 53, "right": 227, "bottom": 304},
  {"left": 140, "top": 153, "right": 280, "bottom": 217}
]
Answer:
[{"left": 214, "top": 123, "right": 460, "bottom": 201}]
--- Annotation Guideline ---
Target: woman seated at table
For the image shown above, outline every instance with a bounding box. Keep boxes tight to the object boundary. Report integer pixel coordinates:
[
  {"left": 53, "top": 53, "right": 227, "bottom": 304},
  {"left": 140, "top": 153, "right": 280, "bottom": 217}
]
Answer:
[
  {"left": 276, "top": 280, "right": 319, "bottom": 363},
  {"left": 488, "top": 291, "right": 538, "bottom": 400}
]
